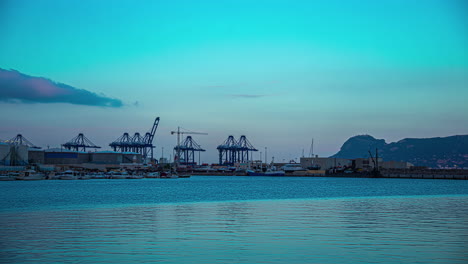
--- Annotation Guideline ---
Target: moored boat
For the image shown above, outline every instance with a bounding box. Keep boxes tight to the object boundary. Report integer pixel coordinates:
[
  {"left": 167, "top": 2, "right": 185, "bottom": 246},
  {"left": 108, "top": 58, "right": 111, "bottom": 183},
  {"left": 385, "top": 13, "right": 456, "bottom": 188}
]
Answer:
[
  {"left": 55, "top": 170, "right": 78, "bottom": 180},
  {"left": 145, "top": 172, "right": 160, "bottom": 178},
  {"left": 16, "top": 170, "right": 45, "bottom": 180},
  {"left": 126, "top": 174, "right": 144, "bottom": 179},
  {"left": 88, "top": 172, "right": 107, "bottom": 179},
  {"left": 161, "top": 171, "right": 178, "bottom": 179},
  {"left": 0, "top": 172, "right": 17, "bottom": 181},
  {"left": 281, "top": 164, "right": 306, "bottom": 173},
  {"left": 107, "top": 171, "right": 128, "bottom": 179}
]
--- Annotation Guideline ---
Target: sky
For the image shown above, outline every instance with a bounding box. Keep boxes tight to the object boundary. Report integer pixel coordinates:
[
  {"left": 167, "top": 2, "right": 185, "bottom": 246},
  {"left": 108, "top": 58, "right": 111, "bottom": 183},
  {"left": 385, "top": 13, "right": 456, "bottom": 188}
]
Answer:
[{"left": 1, "top": 0, "right": 467, "bottom": 163}]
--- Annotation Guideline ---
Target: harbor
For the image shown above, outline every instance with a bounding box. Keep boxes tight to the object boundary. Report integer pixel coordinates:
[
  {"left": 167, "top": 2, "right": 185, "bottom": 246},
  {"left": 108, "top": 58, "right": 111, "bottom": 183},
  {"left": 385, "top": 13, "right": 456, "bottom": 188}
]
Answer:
[{"left": 1, "top": 118, "right": 467, "bottom": 181}]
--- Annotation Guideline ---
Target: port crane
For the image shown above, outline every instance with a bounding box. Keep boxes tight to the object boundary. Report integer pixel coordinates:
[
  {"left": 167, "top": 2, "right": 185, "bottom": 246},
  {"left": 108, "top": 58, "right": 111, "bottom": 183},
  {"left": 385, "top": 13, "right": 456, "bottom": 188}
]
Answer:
[
  {"left": 109, "top": 117, "right": 160, "bottom": 160},
  {"left": 171, "top": 127, "right": 207, "bottom": 167},
  {"left": 8, "top": 134, "right": 41, "bottom": 149},
  {"left": 62, "top": 133, "right": 101, "bottom": 152}
]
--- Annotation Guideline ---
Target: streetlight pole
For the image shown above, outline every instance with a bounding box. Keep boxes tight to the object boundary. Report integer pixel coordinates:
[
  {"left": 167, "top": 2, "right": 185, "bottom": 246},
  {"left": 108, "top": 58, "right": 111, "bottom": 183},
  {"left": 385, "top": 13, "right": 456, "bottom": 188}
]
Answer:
[
  {"left": 260, "top": 151, "right": 262, "bottom": 169},
  {"left": 161, "top": 147, "right": 164, "bottom": 167}
]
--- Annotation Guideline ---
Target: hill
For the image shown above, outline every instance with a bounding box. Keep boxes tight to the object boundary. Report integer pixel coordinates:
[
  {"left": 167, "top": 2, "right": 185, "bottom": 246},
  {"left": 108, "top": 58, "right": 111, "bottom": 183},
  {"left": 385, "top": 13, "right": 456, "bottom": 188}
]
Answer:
[{"left": 330, "top": 135, "right": 468, "bottom": 168}]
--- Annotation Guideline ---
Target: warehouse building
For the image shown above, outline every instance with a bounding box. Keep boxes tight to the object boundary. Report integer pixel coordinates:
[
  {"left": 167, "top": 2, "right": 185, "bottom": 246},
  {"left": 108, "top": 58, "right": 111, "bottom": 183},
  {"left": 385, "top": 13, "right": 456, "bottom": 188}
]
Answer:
[
  {"left": 300, "top": 156, "right": 352, "bottom": 170},
  {"left": 44, "top": 148, "right": 90, "bottom": 165}
]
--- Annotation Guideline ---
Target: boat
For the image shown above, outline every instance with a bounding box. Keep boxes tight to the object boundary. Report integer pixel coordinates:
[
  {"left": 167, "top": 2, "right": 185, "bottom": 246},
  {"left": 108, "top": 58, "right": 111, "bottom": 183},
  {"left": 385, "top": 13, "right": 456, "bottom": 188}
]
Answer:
[
  {"left": 15, "top": 170, "right": 45, "bottom": 180},
  {"left": 246, "top": 169, "right": 285, "bottom": 176},
  {"left": 107, "top": 171, "right": 128, "bottom": 179},
  {"left": 0, "top": 172, "right": 17, "bottom": 181},
  {"left": 126, "top": 173, "right": 144, "bottom": 179},
  {"left": 88, "top": 172, "right": 107, "bottom": 179},
  {"left": 145, "top": 172, "right": 160, "bottom": 178},
  {"left": 77, "top": 173, "right": 91, "bottom": 180},
  {"left": 281, "top": 164, "right": 306, "bottom": 173},
  {"left": 161, "top": 171, "right": 178, "bottom": 179},
  {"left": 179, "top": 174, "right": 191, "bottom": 178},
  {"left": 55, "top": 170, "right": 78, "bottom": 180}
]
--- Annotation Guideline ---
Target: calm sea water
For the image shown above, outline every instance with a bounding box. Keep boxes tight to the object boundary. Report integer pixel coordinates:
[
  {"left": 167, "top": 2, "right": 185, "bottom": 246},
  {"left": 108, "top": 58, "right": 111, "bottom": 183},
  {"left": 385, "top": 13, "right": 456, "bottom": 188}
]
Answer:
[{"left": 1, "top": 176, "right": 468, "bottom": 263}]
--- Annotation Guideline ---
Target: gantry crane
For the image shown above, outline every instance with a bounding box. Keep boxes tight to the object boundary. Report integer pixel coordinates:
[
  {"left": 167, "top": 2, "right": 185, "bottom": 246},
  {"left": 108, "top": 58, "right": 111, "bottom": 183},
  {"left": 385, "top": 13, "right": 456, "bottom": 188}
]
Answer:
[
  {"left": 171, "top": 127, "right": 207, "bottom": 168},
  {"left": 109, "top": 117, "right": 160, "bottom": 160}
]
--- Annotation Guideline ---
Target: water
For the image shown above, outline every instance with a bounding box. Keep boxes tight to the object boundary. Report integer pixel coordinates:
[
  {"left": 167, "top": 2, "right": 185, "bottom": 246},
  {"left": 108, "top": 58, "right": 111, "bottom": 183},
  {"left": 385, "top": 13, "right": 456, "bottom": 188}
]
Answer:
[{"left": 1, "top": 176, "right": 468, "bottom": 263}]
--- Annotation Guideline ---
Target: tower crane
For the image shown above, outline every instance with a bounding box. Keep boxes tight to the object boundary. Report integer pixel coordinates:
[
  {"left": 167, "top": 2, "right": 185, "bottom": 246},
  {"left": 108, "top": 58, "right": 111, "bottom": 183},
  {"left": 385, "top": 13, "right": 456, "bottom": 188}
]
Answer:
[{"left": 171, "top": 127, "right": 207, "bottom": 168}]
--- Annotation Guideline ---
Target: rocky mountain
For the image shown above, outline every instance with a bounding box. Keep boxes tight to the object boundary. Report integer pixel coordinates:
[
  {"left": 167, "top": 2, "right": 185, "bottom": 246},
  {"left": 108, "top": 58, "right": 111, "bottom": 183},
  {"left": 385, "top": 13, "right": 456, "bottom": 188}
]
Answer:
[{"left": 330, "top": 134, "right": 468, "bottom": 168}]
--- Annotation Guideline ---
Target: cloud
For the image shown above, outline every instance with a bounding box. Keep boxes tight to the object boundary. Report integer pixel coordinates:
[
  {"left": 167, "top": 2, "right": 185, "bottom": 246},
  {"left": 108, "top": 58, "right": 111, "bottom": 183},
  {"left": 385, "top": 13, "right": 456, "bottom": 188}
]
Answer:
[
  {"left": 229, "top": 94, "right": 269, "bottom": 98},
  {"left": 0, "top": 68, "right": 123, "bottom": 107}
]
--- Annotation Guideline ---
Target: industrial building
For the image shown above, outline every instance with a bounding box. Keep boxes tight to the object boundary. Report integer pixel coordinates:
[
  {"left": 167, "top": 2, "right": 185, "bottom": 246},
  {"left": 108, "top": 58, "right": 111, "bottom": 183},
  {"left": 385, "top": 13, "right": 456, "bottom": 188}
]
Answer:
[
  {"left": 44, "top": 148, "right": 91, "bottom": 164},
  {"left": 300, "top": 156, "right": 352, "bottom": 170},
  {"left": 0, "top": 134, "right": 36, "bottom": 166},
  {"left": 380, "top": 160, "right": 413, "bottom": 169},
  {"left": 300, "top": 156, "right": 414, "bottom": 171},
  {"left": 28, "top": 148, "right": 45, "bottom": 164},
  {"left": 1, "top": 142, "right": 29, "bottom": 166},
  {"left": 26, "top": 148, "right": 143, "bottom": 167}
]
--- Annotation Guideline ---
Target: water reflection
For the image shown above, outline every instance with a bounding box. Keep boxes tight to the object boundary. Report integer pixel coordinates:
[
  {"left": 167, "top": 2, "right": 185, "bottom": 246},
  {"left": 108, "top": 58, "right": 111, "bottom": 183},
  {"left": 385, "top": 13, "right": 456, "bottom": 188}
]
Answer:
[{"left": 1, "top": 196, "right": 467, "bottom": 263}]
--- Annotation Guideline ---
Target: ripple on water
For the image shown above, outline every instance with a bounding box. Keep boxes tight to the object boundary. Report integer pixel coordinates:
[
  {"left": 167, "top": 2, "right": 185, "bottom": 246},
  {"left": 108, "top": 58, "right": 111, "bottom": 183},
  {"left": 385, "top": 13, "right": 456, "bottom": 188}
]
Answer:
[{"left": 1, "top": 195, "right": 468, "bottom": 263}]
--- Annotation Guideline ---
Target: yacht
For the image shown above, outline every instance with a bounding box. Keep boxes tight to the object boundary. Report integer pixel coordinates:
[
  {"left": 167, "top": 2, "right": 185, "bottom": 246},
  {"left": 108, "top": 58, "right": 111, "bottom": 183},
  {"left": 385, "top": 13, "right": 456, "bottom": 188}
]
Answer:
[
  {"left": 56, "top": 170, "right": 78, "bottom": 180},
  {"left": 15, "top": 170, "right": 45, "bottom": 180},
  {"left": 281, "top": 164, "right": 306, "bottom": 173},
  {"left": 107, "top": 171, "right": 128, "bottom": 179}
]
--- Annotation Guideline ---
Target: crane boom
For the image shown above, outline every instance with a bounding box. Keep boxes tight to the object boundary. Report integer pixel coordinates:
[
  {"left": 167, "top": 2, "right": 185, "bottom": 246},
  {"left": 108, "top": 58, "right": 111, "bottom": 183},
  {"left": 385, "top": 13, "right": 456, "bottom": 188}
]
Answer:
[{"left": 147, "top": 117, "right": 160, "bottom": 144}]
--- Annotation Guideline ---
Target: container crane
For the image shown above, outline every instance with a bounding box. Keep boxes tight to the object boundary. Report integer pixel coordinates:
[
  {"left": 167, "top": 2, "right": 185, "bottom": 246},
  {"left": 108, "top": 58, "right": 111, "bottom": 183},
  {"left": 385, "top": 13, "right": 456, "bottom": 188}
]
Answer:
[
  {"left": 109, "top": 117, "right": 160, "bottom": 160},
  {"left": 171, "top": 127, "right": 207, "bottom": 168},
  {"left": 62, "top": 133, "right": 101, "bottom": 152}
]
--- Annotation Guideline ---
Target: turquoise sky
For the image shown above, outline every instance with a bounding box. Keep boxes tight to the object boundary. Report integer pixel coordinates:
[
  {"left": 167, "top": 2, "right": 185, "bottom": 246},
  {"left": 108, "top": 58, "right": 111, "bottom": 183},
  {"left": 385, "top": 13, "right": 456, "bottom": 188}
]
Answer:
[{"left": 1, "top": 0, "right": 467, "bottom": 162}]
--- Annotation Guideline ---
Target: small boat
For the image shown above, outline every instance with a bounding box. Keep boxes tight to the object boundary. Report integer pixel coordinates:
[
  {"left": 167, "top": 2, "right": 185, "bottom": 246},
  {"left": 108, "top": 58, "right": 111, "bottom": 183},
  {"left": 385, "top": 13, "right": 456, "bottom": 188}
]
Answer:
[
  {"left": 88, "top": 172, "right": 107, "bottom": 179},
  {"left": 246, "top": 169, "right": 285, "bottom": 176},
  {"left": 179, "top": 174, "right": 191, "bottom": 178},
  {"left": 55, "top": 170, "right": 78, "bottom": 180},
  {"left": 126, "top": 174, "right": 144, "bottom": 179},
  {"left": 161, "top": 171, "right": 179, "bottom": 179},
  {"left": 107, "top": 171, "right": 128, "bottom": 179},
  {"left": 145, "top": 172, "right": 160, "bottom": 178},
  {"left": 78, "top": 173, "right": 91, "bottom": 180},
  {"left": 0, "top": 172, "right": 17, "bottom": 181},
  {"left": 16, "top": 170, "right": 46, "bottom": 180}
]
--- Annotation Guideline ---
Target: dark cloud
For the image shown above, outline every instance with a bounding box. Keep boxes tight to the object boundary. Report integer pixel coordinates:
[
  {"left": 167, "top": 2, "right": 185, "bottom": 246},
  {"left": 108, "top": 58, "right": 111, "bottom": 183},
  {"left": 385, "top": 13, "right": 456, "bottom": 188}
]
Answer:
[{"left": 0, "top": 68, "right": 123, "bottom": 107}]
